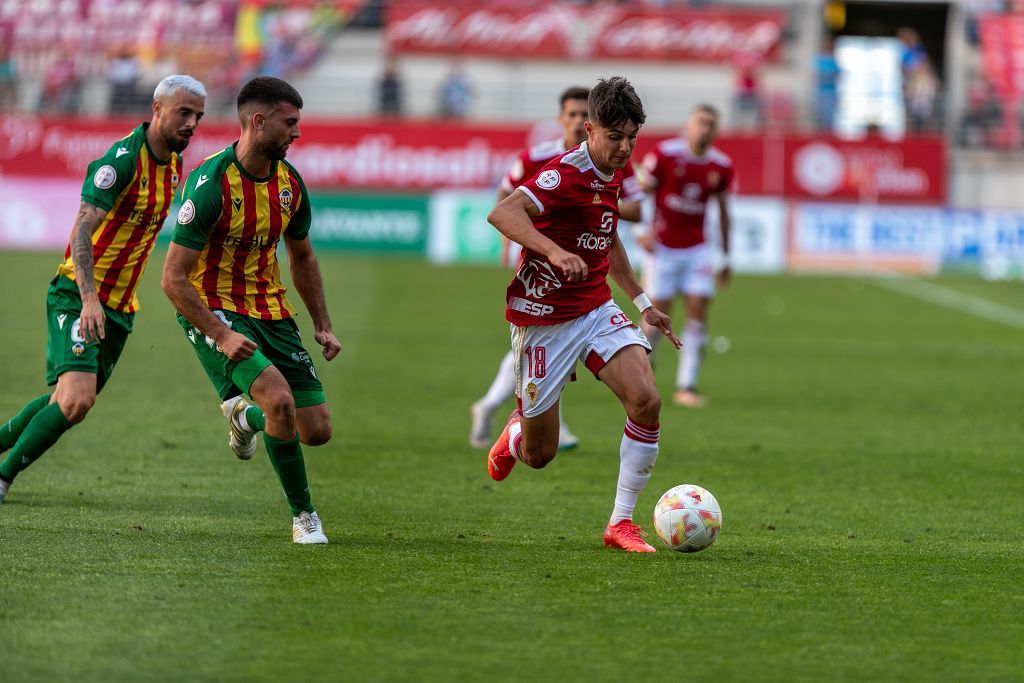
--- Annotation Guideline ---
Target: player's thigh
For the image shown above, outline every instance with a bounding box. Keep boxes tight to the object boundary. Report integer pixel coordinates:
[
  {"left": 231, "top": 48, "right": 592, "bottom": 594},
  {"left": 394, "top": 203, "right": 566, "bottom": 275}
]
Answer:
[
  {"left": 681, "top": 245, "right": 716, "bottom": 303},
  {"left": 597, "top": 344, "right": 659, "bottom": 416},
  {"left": 511, "top": 321, "right": 582, "bottom": 419},
  {"left": 176, "top": 311, "right": 272, "bottom": 400},
  {"left": 254, "top": 318, "right": 326, "bottom": 408}
]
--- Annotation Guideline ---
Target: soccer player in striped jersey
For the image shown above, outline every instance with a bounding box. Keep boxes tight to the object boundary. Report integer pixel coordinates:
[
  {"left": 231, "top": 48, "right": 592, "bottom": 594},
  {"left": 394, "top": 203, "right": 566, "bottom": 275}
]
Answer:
[
  {"left": 0, "top": 75, "right": 206, "bottom": 505},
  {"left": 161, "top": 77, "right": 340, "bottom": 545}
]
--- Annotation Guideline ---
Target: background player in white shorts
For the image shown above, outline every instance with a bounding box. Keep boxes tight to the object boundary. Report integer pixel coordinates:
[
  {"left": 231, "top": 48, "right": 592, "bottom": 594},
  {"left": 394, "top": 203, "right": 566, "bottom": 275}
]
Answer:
[
  {"left": 636, "top": 104, "right": 733, "bottom": 407},
  {"left": 469, "top": 86, "right": 645, "bottom": 451},
  {"left": 485, "top": 77, "right": 681, "bottom": 554}
]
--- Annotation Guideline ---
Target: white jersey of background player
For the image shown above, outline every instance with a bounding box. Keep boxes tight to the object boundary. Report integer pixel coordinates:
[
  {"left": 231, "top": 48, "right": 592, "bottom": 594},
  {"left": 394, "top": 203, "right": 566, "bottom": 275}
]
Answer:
[
  {"left": 469, "top": 86, "right": 643, "bottom": 450},
  {"left": 636, "top": 104, "right": 733, "bottom": 407}
]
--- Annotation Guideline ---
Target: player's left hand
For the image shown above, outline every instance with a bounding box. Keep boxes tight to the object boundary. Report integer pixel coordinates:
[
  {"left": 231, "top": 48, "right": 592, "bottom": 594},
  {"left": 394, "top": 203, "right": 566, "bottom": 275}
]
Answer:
[
  {"left": 643, "top": 307, "right": 682, "bottom": 349},
  {"left": 717, "top": 265, "right": 732, "bottom": 290},
  {"left": 315, "top": 330, "right": 341, "bottom": 361}
]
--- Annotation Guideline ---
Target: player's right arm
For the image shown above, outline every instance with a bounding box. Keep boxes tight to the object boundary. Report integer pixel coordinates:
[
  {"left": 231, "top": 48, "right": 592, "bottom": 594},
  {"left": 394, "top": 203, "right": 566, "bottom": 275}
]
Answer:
[
  {"left": 487, "top": 190, "right": 588, "bottom": 282},
  {"left": 69, "top": 201, "right": 111, "bottom": 343},
  {"left": 161, "top": 244, "right": 256, "bottom": 361},
  {"left": 160, "top": 165, "right": 256, "bottom": 361}
]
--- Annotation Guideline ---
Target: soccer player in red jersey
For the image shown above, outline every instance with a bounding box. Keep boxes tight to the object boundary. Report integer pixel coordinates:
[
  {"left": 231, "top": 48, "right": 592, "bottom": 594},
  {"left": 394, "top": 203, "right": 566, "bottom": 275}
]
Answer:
[
  {"left": 469, "top": 86, "right": 645, "bottom": 452},
  {"left": 0, "top": 75, "right": 206, "bottom": 505},
  {"left": 486, "top": 77, "right": 681, "bottom": 553},
  {"left": 636, "top": 104, "right": 733, "bottom": 407}
]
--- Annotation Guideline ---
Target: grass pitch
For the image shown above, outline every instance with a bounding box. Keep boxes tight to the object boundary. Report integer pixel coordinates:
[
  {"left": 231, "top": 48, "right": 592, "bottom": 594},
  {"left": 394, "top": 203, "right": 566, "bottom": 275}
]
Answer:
[{"left": 1, "top": 251, "right": 1022, "bottom": 682}]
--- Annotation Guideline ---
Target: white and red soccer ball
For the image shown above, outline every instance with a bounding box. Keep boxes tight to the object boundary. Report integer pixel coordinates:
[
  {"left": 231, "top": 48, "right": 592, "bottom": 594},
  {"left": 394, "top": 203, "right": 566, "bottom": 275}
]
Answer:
[{"left": 653, "top": 484, "right": 722, "bottom": 552}]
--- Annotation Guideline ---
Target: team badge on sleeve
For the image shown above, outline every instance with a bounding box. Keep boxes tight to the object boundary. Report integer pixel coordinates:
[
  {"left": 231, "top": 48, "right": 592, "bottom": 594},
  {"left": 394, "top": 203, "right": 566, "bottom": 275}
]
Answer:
[
  {"left": 536, "top": 169, "right": 561, "bottom": 190},
  {"left": 177, "top": 199, "right": 196, "bottom": 224},
  {"left": 93, "top": 165, "right": 117, "bottom": 189},
  {"left": 279, "top": 188, "right": 293, "bottom": 211}
]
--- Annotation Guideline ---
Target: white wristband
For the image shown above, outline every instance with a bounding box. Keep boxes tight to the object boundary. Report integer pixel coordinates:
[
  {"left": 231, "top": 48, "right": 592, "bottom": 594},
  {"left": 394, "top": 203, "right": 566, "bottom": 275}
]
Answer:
[{"left": 633, "top": 292, "right": 653, "bottom": 312}]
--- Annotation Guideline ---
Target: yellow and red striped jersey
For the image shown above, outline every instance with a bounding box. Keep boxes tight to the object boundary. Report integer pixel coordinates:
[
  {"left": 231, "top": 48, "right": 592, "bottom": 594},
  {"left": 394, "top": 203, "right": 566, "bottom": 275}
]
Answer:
[
  {"left": 172, "top": 144, "right": 311, "bottom": 321},
  {"left": 56, "top": 123, "right": 182, "bottom": 313}
]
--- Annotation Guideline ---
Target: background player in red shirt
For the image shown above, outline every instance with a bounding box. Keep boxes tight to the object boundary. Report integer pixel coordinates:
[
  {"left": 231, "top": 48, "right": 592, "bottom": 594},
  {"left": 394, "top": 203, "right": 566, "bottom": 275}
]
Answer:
[
  {"left": 486, "top": 77, "right": 680, "bottom": 553},
  {"left": 469, "top": 86, "right": 645, "bottom": 452},
  {"left": 636, "top": 104, "right": 733, "bottom": 407}
]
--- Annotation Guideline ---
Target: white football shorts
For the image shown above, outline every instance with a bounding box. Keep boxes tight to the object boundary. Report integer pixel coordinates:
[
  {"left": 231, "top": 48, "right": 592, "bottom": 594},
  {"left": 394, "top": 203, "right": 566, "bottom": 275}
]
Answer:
[
  {"left": 645, "top": 242, "right": 716, "bottom": 300},
  {"left": 510, "top": 300, "right": 652, "bottom": 418}
]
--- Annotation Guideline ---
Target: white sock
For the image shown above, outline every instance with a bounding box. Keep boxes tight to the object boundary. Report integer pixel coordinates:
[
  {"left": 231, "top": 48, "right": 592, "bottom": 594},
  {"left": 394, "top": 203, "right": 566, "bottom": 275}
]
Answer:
[
  {"left": 610, "top": 418, "right": 660, "bottom": 524},
  {"left": 480, "top": 351, "right": 517, "bottom": 410},
  {"left": 677, "top": 320, "right": 707, "bottom": 391},
  {"left": 507, "top": 420, "right": 528, "bottom": 465}
]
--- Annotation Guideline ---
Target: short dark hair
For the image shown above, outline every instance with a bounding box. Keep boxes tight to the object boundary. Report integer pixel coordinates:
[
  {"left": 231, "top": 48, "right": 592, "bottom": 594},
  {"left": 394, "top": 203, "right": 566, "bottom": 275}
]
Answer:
[
  {"left": 693, "top": 103, "right": 720, "bottom": 118},
  {"left": 560, "top": 86, "right": 590, "bottom": 110},
  {"left": 237, "top": 76, "right": 303, "bottom": 114},
  {"left": 588, "top": 77, "right": 645, "bottom": 129}
]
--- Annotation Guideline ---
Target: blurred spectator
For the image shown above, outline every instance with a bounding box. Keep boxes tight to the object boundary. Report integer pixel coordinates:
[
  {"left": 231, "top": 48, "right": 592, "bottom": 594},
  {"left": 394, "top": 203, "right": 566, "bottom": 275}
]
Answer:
[
  {"left": 964, "top": 0, "right": 1006, "bottom": 46},
  {"left": 377, "top": 59, "right": 404, "bottom": 117},
  {"left": 960, "top": 75, "right": 1003, "bottom": 147},
  {"left": 906, "top": 55, "right": 940, "bottom": 132},
  {"left": 0, "top": 44, "right": 16, "bottom": 111},
  {"left": 38, "top": 52, "right": 80, "bottom": 114},
  {"left": 438, "top": 62, "right": 473, "bottom": 118},
  {"left": 732, "top": 51, "right": 762, "bottom": 129},
  {"left": 107, "top": 49, "right": 142, "bottom": 115},
  {"left": 897, "top": 27, "right": 927, "bottom": 76},
  {"left": 815, "top": 35, "right": 840, "bottom": 131}
]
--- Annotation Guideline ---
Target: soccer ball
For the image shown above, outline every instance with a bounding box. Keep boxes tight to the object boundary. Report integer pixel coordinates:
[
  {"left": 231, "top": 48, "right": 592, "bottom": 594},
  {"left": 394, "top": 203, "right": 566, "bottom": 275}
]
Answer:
[{"left": 653, "top": 484, "right": 723, "bottom": 552}]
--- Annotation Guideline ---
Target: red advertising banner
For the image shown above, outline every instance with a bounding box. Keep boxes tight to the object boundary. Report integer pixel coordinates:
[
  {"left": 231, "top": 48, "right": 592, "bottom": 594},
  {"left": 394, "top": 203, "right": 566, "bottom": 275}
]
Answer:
[
  {"left": 386, "top": 3, "right": 786, "bottom": 63},
  {"left": 783, "top": 136, "right": 945, "bottom": 203},
  {"left": 0, "top": 115, "right": 945, "bottom": 202}
]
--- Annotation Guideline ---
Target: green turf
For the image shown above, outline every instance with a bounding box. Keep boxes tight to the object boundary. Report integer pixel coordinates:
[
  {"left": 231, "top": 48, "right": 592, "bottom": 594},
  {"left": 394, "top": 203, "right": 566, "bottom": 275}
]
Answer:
[{"left": 1, "top": 251, "right": 1022, "bottom": 682}]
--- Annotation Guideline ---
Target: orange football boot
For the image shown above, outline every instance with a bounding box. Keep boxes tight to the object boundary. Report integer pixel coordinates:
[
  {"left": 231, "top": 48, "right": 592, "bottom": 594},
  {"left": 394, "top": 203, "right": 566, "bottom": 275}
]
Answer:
[
  {"left": 487, "top": 409, "right": 522, "bottom": 481},
  {"left": 603, "top": 520, "right": 657, "bottom": 553}
]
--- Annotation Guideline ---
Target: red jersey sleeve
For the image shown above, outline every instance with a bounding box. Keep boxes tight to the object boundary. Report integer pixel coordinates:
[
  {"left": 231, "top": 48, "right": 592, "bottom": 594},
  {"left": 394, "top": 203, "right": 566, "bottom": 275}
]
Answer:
[
  {"left": 718, "top": 163, "right": 734, "bottom": 193},
  {"left": 516, "top": 166, "right": 580, "bottom": 215}
]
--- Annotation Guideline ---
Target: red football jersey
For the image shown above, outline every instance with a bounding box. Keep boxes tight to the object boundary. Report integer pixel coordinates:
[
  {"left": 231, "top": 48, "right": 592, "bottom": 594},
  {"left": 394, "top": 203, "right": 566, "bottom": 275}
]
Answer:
[
  {"left": 641, "top": 139, "right": 733, "bottom": 249},
  {"left": 506, "top": 142, "right": 626, "bottom": 326}
]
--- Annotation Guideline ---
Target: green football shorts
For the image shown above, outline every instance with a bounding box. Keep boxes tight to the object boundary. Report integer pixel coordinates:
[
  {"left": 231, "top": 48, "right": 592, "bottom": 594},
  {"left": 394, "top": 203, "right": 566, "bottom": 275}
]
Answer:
[
  {"left": 45, "top": 275, "right": 134, "bottom": 392},
  {"left": 176, "top": 309, "right": 325, "bottom": 408}
]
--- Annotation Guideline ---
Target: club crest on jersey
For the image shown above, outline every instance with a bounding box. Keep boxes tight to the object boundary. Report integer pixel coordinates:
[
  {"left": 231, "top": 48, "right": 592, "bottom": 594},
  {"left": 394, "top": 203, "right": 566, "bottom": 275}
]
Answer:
[
  {"left": 171, "top": 172, "right": 180, "bottom": 187},
  {"left": 708, "top": 170, "right": 721, "bottom": 187},
  {"left": 93, "top": 165, "right": 117, "bottom": 189},
  {"left": 517, "top": 259, "right": 562, "bottom": 299},
  {"left": 279, "top": 188, "right": 293, "bottom": 211},
  {"left": 536, "top": 169, "right": 561, "bottom": 190},
  {"left": 526, "top": 382, "right": 539, "bottom": 407},
  {"left": 177, "top": 199, "right": 196, "bottom": 224}
]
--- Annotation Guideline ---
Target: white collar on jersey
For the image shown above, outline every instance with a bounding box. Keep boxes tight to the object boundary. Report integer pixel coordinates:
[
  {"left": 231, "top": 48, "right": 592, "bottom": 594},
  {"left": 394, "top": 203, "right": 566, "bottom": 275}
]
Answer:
[{"left": 579, "top": 141, "right": 614, "bottom": 182}]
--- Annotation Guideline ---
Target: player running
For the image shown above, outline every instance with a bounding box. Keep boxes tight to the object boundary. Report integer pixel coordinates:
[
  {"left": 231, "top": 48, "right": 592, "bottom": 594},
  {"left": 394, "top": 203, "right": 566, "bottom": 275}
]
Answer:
[
  {"left": 0, "top": 75, "right": 206, "bottom": 505},
  {"left": 485, "top": 77, "right": 680, "bottom": 553},
  {"left": 469, "top": 86, "right": 645, "bottom": 451},
  {"left": 161, "top": 77, "right": 339, "bottom": 545},
  {"left": 635, "top": 104, "right": 733, "bottom": 407}
]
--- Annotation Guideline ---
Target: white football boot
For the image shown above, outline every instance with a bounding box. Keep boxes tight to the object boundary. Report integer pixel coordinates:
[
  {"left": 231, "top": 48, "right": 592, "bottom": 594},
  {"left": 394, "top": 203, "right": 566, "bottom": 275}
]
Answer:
[
  {"left": 469, "top": 400, "right": 496, "bottom": 449},
  {"left": 558, "top": 423, "right": 580, "bottom": 450},
  {"left": 292, "top": 510, "right": 329, "bottom": 544},
  {"left": 220, "top": 396, "right": 258, "bottom": 460}
]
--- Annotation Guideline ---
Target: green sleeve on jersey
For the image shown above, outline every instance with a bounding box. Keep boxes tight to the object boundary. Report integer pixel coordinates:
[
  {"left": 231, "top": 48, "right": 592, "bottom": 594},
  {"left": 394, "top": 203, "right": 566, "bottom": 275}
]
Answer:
[
  {"left": 285, "top": 167, "right": 312, "bottom": 240},
  {"left": 80, "top": 138, "right": 137, "bottom": 212},
  {"left": 171, "top": 169, "right": 224, "bottom": 250}
]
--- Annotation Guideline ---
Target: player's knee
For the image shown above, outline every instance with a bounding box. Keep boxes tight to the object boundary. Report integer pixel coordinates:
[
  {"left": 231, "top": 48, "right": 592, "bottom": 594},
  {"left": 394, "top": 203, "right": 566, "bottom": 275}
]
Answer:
[
  {"left": 300, "top": 423, "right": 332, "bottom": 446},
  {"left": 262, "top": 391, "right": 296, "bottom": 423},
  {"left": 630, "top": 391, "right": 661, "bottom": 424},
  {"left": 59, "top": 395, "right": 95, "bottom": 424},
  {"left": 521, "top": 442, "right": 556, "bottom": 469}
]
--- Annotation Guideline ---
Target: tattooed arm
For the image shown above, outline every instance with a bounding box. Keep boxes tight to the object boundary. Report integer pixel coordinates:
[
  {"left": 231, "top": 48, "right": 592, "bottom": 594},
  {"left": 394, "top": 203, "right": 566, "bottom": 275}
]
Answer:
[{"left": 70, "top": 201, "right": 109, "bottom": 343}]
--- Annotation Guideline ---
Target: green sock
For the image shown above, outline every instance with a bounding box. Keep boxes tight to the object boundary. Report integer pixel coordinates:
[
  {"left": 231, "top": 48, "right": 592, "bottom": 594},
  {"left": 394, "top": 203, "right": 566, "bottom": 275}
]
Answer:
[
  {"left": 264, "top": 432, "right": 313, "bottom": 516},
  {"left": 0, "top": 394, "right": 51, "bottom": 453},
  {"left": 245, "top": 406, "right": 266, "bottom": 432},
  {"left": 0, "top": 402, "right": 74, "bottom": 482}
]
